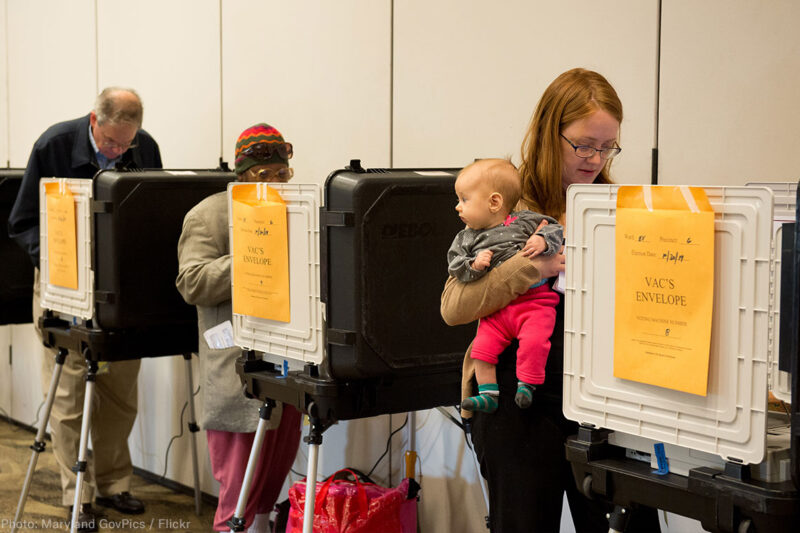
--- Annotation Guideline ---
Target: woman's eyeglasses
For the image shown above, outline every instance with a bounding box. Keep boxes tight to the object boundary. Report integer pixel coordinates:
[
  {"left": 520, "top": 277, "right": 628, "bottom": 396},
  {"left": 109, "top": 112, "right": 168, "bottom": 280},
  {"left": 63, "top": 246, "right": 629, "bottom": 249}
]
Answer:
[
  {"left": 560, "top": 134, "right": 621, "bottom": 160},
  {"left": 253, "top": 167, "right": 294, "bottom": 181},
  {"left": 243, "top": 142, "right": 293, "bottom": 160}
]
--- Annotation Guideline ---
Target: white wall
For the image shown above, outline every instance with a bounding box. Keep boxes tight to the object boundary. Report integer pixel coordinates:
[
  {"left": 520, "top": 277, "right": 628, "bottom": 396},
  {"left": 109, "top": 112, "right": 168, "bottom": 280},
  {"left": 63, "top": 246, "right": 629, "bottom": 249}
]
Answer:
[
  {"left": 393, "top": 0, "right": 658, "bottom": 188},
  {"left": 5, "top": 0, "right": 97, "bottom": 166},
  {"left": 0, "top": 1, "right": 8, "bottom": 167},
  {"left": 220, "top": 0, "right": 392, "bottom": 188},
  {"left": 659, "top": 0, "right": 800, "bottom": 186},
  {"left": 97, "top": 0, "right": 223, "bottom": 169},
  {"left": 2, "top": 1, "right": 799, "bottom": 532}
]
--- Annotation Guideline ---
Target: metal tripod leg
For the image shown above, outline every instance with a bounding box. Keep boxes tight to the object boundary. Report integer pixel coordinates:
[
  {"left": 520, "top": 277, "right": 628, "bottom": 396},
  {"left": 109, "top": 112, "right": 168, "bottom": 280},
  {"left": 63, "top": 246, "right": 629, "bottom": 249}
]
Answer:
[
  {"left": 70, "top": 357, "right": 98, "bottom": 533},
  {"left": 183, "top": 353, "right": 201, "bottom": 516},
  {"left": 302, "top": 407, "right": 325, "bottom": 533},
  {"left": 12, "top": 348, "right": 68, "bottom": 533},
  {"left": 227, "top": 400, "right": 275, "bottom": 532}
]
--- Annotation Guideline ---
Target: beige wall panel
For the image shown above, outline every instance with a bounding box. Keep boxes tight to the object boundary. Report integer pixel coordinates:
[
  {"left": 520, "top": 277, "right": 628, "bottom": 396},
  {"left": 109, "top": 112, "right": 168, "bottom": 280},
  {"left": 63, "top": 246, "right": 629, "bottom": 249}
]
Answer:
[
  {"left": 130, "top": 356, "right": 217, "bottom": 496},
  {"left": 6, "top": 0, "right": 96, "bottom": 167},
  {"left": 97, "top": 0, "right": 221, "bottom": 169},
  {"left": 8, "top": 324, "right": 46, "bottom": 425},
  {"left": 393, "top": 0, "right": 658, "bottom": 186},
  {"left": 221, "top": 0, "right": 391, "bottom": 185},
  {"left": 659, "top": 0, "right": 800, "bottom": 186},
  {"left": 1, "top": 0, "right": 8, "bottom": 165}
]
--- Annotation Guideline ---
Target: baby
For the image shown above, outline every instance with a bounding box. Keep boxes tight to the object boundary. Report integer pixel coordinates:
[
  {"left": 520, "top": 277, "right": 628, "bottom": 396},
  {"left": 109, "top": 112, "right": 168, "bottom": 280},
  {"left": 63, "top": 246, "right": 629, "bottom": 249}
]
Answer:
[{"left": 448, "top": 158, "right": 563, "bottom": 412}]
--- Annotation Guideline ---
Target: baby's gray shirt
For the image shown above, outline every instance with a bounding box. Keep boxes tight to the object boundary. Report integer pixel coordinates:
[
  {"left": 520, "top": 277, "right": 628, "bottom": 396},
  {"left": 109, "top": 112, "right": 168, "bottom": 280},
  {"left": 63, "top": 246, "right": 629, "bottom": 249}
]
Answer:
[{"left": 447, "top": 210, "right": 562, "bottom": 283}]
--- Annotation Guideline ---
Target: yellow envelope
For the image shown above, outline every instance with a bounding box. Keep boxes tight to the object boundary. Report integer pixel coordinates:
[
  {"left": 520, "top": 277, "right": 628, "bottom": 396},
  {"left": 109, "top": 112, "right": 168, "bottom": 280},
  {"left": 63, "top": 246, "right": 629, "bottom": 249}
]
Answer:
[
  {"left": 231, "top": 184, "right": 291, "bottom": 322},
  {"left": 613, "top": 186, "right": 715, "bottom": 395},
  {"left": 45, "top": 182, "right": 79, "bottom": 289}
]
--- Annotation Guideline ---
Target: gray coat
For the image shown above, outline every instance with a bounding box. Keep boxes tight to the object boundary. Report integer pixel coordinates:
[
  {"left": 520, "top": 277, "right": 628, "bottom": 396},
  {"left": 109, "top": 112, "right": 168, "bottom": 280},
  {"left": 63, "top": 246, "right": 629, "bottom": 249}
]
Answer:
[
  {"left": 447, "top": 210, "right": 562, "bottom": 282},
  {"left": 176, "top": 191, "right": 282, "bottom": 432}
]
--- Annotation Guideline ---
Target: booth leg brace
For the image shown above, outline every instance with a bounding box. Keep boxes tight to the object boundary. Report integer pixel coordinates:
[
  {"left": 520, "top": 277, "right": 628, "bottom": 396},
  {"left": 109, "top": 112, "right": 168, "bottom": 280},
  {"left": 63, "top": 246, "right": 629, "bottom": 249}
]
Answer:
[
  {"left": 227, "top": 401, "right": 276, "bottom": 532},
  {"left": 183, "top": 353, "right": 202, "bottom": 516},
  {"left": 302, "top": 412, "right": 326, "bottom": 533},
  {"left": 70, "top": 358, "right": 98, "bottom": 533},
  {"left": 12, "top": 349, "right": 68, "bottom": 533}
]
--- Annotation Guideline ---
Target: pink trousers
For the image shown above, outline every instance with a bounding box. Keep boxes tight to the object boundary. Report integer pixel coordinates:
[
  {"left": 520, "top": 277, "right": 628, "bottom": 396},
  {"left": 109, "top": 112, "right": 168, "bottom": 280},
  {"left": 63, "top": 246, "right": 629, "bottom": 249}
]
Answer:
[
  {"left": 207, "top": 405, "right": 302, "bottom": 531},
  {"left": 470, "top": 284, "right": 559, "bottom": 385}
]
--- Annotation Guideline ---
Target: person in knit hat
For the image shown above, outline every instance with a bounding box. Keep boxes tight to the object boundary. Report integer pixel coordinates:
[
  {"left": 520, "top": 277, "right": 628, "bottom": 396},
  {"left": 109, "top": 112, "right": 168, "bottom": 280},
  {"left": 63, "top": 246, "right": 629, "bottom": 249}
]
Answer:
[
  {"left": 234, "top": 123, "right": 294, "bottom": 181},
  {"left": 176, "top": 123, "right": 300, "bottom": 532}
]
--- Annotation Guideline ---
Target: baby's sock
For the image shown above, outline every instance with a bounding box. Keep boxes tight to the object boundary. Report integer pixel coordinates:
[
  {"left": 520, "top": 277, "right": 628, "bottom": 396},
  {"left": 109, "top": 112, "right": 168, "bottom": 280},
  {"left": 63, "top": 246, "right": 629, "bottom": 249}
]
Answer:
[
  {"left": 515, "top": 382, "right": 536, "bottom": 409},
  {"left": 461, "top": 383, "right": 499, "bottom": 413}
]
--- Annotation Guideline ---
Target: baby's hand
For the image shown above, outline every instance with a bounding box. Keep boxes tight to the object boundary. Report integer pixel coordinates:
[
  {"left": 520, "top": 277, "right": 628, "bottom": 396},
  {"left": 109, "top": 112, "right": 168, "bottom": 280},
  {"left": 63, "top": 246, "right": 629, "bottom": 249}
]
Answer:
[
  {"left": 522, "top": 234, "right": 547, "bottom": 257},
  {"left": 471, "top": 249, "right": 493, "bottom": 271}
]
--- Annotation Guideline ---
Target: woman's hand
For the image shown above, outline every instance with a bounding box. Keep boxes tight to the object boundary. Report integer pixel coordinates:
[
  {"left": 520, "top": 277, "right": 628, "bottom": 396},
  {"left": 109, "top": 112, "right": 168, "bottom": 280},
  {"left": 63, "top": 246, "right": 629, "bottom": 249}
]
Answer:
[{"left": 529, "top": 247, "right": 565, "bottom": 279}]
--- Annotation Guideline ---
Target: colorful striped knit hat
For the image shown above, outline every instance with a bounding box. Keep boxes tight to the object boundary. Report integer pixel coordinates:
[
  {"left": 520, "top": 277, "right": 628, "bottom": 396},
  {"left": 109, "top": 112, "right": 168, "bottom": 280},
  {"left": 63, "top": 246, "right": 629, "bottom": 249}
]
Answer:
[{"left": 234, "top": 123, "right": 287, "bottom": 175}]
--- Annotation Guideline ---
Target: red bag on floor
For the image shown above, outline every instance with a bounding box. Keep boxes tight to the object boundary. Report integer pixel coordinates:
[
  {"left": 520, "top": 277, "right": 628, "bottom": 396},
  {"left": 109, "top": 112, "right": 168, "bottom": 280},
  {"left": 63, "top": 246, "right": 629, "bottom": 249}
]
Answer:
[{"left": 287, "top": 469, "right": 418, "bottom": 533}]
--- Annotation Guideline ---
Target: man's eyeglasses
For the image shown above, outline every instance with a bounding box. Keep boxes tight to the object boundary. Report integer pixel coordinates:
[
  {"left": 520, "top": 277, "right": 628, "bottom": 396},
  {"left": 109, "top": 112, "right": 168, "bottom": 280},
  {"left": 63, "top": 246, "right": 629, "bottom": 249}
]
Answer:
[
  {"left": 100, "top": 133, "right": 139, "bottom": 152},
  {"left": 252, "top": 167, "right": 294, "bottom": 181},
  {"left": 99, "top": 132, "right": 137, "bottom": 151},
  {"left": 560, "top": 134, "right": 621, "bottom": 160},
  {"left": 243, "top": 142, "right": 293, "bottom": 160}
]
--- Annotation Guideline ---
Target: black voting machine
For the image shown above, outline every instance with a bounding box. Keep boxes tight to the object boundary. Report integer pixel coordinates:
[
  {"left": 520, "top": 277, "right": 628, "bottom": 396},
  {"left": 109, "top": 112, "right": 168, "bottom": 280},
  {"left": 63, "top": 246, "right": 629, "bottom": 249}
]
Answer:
[
  {"left": 14, "top": 169, "right": 234, "bottom": 532},
  {"left": 39, "top": 169, "right": 234, "bottom": 358},
  {"left": 235, "top": 162, "right": 475, "bottom": 426},
  {"left": 0, "top": 169, "right": 33, "bottom": 324},
  {"left": 564, "top": 192, "right": 800, "bottom": 532}
]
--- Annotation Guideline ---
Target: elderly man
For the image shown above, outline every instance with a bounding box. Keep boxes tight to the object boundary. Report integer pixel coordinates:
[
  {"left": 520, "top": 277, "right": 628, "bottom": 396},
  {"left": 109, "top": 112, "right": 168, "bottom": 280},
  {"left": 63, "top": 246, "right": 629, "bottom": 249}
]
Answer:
[{"left": 8, "top": 87, "right": 162, "bottom": 531}]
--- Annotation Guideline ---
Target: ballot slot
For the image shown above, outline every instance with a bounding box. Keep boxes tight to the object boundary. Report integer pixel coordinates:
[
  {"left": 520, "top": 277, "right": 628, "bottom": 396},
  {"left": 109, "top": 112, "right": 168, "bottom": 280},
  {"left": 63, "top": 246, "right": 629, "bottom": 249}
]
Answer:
[{"left": 563, "top": 184, "right": 775, "bottom": 472}]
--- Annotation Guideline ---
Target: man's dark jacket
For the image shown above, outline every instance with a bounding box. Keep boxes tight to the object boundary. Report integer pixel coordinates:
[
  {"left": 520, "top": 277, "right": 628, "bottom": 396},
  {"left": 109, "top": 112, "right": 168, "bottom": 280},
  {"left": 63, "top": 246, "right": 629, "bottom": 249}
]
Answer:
[{"left": 8, "top": 113, "right": 162, "bottom": 268}]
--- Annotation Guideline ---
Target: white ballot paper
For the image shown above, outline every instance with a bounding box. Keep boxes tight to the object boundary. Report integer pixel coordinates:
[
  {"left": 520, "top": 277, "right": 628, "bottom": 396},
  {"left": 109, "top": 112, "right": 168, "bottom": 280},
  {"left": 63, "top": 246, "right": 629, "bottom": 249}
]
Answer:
[{"left": 203, "top": 320, "right": 235, "bottom": 349}]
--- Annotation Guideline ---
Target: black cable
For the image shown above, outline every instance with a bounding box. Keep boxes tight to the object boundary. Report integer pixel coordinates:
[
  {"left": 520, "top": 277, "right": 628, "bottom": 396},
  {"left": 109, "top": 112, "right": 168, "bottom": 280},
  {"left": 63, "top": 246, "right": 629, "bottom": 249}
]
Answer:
[
  {"left": 160, "top": 385, "right": 200, "bottom": 481},
  {"left": 438, "top": 405, "right": 465, "bottom": 431},
  {"left": 366, "top": 414, "right": 408, "bottom": 479},
  {"left": 436, "top": 405, "right": 472, "bottom": 449},
  {"left": 780, "top": 400, "right": 792, "bottom": 422}
]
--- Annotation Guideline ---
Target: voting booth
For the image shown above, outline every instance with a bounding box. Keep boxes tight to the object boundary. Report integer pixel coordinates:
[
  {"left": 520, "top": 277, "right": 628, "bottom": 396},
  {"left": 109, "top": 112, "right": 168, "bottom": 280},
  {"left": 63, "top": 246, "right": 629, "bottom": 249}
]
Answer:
[
  {"left": 14, "top": 169, "right": 234, "bottom": 532},
  {"left": 38, "top": 170, "right": 233, "bottom": 357},
  {"left": 232, "top": 162, "right": 473, "bottom": 418},
  {"left": 562, "top": 183, "right": 799, "bottom": 532},
  {"left": 0, "top": 169, "right": 33, "bottom": 325},
  {"left": 228, "top": 162, "right": 475, "bottom": 531}
]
